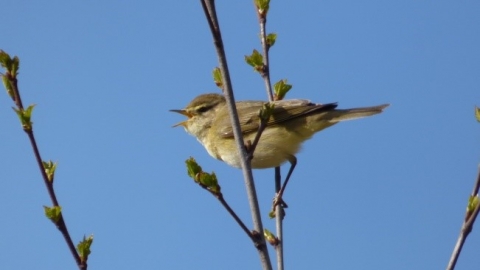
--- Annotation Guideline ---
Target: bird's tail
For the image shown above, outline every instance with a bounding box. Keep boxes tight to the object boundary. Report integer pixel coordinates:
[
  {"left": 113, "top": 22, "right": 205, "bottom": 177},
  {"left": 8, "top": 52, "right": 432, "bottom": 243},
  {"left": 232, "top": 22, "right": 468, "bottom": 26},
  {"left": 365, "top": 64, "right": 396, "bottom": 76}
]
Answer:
[{"left": 326, "top": 104, "right": 390, "bottom": 122}]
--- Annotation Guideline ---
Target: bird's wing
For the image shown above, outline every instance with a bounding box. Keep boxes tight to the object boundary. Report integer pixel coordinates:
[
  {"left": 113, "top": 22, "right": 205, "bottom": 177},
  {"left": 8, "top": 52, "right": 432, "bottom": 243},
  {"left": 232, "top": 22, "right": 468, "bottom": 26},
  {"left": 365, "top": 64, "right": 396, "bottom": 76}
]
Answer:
[{"left": 218, "top": 99, "right": 338, "bottom": 138}]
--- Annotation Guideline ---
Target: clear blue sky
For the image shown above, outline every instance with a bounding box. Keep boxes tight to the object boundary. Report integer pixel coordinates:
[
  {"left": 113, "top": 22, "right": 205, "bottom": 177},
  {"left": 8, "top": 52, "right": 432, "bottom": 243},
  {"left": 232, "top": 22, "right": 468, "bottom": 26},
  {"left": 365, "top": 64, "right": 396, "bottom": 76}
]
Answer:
[{"left": 1, "top": 1, "right": 479, "bottom": 269}]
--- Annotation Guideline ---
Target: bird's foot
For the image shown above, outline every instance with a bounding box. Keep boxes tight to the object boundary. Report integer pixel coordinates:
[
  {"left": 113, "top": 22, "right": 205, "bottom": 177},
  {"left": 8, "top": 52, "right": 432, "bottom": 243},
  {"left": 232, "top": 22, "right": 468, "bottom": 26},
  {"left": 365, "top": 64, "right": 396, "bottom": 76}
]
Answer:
[{"left": 272, "top": 193, "right": 288, "bottom": 210}]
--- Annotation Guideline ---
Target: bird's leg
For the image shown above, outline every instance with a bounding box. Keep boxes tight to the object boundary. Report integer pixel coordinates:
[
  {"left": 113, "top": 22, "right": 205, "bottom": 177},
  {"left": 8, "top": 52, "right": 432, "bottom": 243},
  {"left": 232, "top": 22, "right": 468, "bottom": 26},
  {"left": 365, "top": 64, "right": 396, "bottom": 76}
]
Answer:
[
  {"left": 272, "top": 155, "right": 297, "bottom": 210},
  {"left": 246, "top": 117, "right": 268, "bottom": 159},
  {"left": 244, "top": 140, "right": 254, "bottom": 161}
]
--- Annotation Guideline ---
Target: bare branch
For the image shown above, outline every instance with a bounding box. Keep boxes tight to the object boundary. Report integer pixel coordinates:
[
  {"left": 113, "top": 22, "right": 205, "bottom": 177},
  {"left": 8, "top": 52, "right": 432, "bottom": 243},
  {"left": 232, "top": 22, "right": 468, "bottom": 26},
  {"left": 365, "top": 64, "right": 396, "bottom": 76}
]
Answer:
[
  {"left": 199, "top": 1, "right": 272, "bottom": 269},
  {"left": 252, "top": 1, "right": 286, "bottom": 269},
  {"left": 447, "top": 166, "right": 480, "bottom": 270},
  {"left": 1, "top": 51, "right": 86, "bottom": 270}
]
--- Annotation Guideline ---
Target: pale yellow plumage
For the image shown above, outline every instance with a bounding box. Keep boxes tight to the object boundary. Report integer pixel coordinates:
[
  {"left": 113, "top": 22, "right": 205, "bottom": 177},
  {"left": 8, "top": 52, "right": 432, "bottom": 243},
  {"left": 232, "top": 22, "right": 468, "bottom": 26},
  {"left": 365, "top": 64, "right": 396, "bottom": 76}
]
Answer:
[{"left": 171, "top": 93, "right": 389, "bottom": 169}]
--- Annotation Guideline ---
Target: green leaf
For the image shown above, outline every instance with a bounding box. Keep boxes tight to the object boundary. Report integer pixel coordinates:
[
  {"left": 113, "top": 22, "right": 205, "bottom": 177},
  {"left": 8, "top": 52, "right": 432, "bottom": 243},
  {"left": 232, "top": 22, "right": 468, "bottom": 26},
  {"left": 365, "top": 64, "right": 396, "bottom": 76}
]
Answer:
[
  {"left": 197, "top": 171, "right": 221, "bottom": 194},
  {"left": 467, "top": 195, "right": 480, "bottom": 213},
  {"left": 258, "top": 103, "right": 274, "bottom": 122},
  {"left": 212, "top": 67, "right": 223, "bottom": 88},
  {"left": 0, "top": 50, "right": 11, "bottom": 69},
  {"left": 77, "top": 235, "right": 94, "bottom": 263},
  {"left": 24, "top": 104, "right": 35, "bottom": 118},
  {"left": 475, "top": 106, "right": 480, "bottom": 122},
  {"left": 273, "top": 79, "right": 292, "bottom": 100},
  {"left": 263, "top": 228, "right": 278, "bottom": 245},
  {"left": 0, "top": 51, "right": 19, "bottom": 77},
  {"left": 13, "top": 104, "right": 36, "bottom": 131},
  {"left": 266, "top": 33, "right": 277, "bottom": 48},
  {"left": 185, "top": 157, "right": 202, "bottom": 179},
  {"left": 44, "top": 205, "right": 62, "bottom": 223},
  {"left": 0, "top": 51, "right": 17, "bottom": 100},
  {"left": 245, "top": 49, "right": 264, "bottom": 72},
  {"left": 11, "top": 56, "right": 19, "bottom": 77},
  {"left": 255, "top": 0, "right": 270, "bottom": 16},
  {"left": 2, "top": 75, "right": 14, "bottom": 99},
  {"left": 43, "top": 160, "right": 57, "bottom": 182},
  {"left": 185, "top": 158, "right": 221, "bottom": 194}
]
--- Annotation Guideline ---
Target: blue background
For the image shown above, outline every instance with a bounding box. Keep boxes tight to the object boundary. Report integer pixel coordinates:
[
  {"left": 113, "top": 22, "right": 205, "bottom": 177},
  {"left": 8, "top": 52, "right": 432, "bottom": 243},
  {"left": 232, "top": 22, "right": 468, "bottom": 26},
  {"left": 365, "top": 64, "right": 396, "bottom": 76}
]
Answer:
[{"left": 1, "top": 1, "right": 479, "bottom": 269}]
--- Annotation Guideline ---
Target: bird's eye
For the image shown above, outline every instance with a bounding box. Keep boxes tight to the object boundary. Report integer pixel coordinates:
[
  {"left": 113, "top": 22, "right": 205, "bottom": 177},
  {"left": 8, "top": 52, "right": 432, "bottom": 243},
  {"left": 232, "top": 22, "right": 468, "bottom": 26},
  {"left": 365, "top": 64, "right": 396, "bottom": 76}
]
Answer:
[{"left": 197, "top": 106, "right": 210, "bottom": 113}]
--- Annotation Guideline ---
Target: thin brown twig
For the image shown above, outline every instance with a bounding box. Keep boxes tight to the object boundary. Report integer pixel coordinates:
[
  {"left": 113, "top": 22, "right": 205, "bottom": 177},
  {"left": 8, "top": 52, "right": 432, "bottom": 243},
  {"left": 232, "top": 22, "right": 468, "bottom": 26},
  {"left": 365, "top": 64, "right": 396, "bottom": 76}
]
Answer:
[
  {"left": 8, "top": 75, "right": 24, "bottom": 108},
  {"left": 246, "top": 120, "right": 267, "bottom": 159},
  {"left": 447, "top": 166, "right": 480, "bottom": 270},
  {"left": 274, "top": 167, "right": 284, "bottom": 270},
  {"left": 202, "top": 186, "right": 256, "bottom": 241},
  {"left": 255, "top": 6, "right": 274, "bottom": 101},
  {"left": 199, "top": 1, "right": 272, "bottom": 269},
  {"left": 253, "top": 2, "right": 285, "bottom": 269},
  {"left": 6, "top": 69, "right": 85, "bottom": 270},
  {"left": 217, "top": 194, "right": 257, "bottom": 242}
]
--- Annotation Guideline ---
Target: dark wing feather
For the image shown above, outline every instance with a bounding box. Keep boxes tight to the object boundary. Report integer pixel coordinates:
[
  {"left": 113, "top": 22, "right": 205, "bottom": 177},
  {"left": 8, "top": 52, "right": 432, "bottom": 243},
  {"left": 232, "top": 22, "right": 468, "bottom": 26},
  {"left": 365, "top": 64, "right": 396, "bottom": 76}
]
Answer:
[{"left": 218, "top": 99, "right": 338, "bottom": 138}]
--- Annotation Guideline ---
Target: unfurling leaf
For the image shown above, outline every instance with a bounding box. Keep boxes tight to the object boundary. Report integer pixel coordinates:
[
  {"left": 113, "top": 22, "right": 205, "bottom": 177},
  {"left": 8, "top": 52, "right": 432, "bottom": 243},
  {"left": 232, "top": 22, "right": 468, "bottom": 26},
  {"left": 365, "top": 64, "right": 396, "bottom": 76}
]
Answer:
[
  {"left": 255, "top": 0, "right": 270, "bottom": 16},
  {"left": 467, "top": 195, "right": 480, "bottom": 215},
  {"left": 0, "top": 51, "right": 20, "bottom": 100},
  {"left": 13, "top": 104, "right": 36, "bottom": 131},
  {"left": 10, "top": 56, "right": 20, "bottom": 77},
  {"left": 273, "top": 80, "right": 292, "bottom": 101},
  {"left": 0, "top": 50, "right": 20, "bottom": 77},
  {"left": 0, "top": 50, "right": 10, "bottom": 67},
  {"left": 185, "top": 157, "right": 202, "bottom": 178},
  {"left": 77, "top": 235, "right": 94, "bottom": 263},
  {"left": 185, "top": 157, "right": 221, "bottom": 194},
  {"left": 258, "top": 103, "right": 275, "bottom": 123},
  {"left": 245, "top": 49, "right": 264, "bottom": 73},
  {"left": 2, "top": 75, "right": 14, "bottom": 99},
  {"left": 212, "top": 67, "right": 223, "bottom": 88},
  {"left": 196, "top": 171, "right": 221, "bottom": 194},
  {"left": 43, "top": 160, "right": 58, "bottom": 182},
  {"left": 44, "top": 205, "right": 62, "bottom": 223},
  {"left": 264, "top": 228, "right": 279, "bottom": 246},
  {"left": 266, "top": 33, "right": 277, "bottom": 48}
]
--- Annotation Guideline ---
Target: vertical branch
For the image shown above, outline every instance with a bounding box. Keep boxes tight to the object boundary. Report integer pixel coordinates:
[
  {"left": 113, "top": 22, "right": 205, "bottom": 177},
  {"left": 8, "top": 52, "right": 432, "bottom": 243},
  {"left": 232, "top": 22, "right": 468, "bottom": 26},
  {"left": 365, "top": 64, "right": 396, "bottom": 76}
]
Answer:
[
  {"left": 257, "top": 10, "right": 274, "bottom": 101},
  {"left": 200, "top": 2, "right": 272, "bottom": 269},
  {"left": 253, "top": 1, "right": 285, "bottom": 269},
  {"left": 274, "top": 167, "right": 284, "bottom": 270}
]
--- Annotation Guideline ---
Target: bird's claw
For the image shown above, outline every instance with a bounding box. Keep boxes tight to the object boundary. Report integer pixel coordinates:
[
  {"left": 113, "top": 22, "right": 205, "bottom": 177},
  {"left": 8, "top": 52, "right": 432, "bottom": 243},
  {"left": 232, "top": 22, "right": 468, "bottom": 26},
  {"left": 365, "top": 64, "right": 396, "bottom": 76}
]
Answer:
[{"left": 272, "top": 193, "right": 288, "bottom": 210}]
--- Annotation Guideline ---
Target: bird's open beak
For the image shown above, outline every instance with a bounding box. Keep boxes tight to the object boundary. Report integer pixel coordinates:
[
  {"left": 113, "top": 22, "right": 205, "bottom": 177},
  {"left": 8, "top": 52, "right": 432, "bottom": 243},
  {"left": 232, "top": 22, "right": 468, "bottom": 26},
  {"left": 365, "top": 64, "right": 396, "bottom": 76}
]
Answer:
[{"left": 170, "top": 109, "right": 192, "bottom": 127}]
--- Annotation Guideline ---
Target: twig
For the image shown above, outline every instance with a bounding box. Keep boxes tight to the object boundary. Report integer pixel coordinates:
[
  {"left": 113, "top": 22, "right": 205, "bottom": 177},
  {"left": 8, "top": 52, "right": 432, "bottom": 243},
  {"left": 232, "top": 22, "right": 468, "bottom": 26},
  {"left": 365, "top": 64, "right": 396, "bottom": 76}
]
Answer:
[
  {"left": 254, "top": 1, "right": 274, "bottom": 101},
  {"left": 447, "top": 166, "right": 480, "bottom": 270},
  {"left": 3, "top": 61, "right": 86, "bottom": 269},
  {"left": 274, "top": 167, "right": 284, "bottom": 270},
  {"left": 246, "top": 119, "right": 267, "bottom": 159},
  {"left": 202, "top": 186, "right": 256, "bottom": 241},
  {"left": 200, "top": 1, "right": 272, "bottom": 269},
  {"left": 26, "top": 131, "right": 83, "bottom": 268},
  {"left": 253, "top": 1, "right": 286, "bottom": 269}
]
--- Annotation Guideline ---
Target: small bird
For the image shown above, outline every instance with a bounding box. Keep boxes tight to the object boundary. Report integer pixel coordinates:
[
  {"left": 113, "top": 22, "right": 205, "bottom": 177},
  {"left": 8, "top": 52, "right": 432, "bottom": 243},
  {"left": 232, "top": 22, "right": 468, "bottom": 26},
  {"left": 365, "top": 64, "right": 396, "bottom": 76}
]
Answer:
[{"left": 171, "top": 93, "right": 388, "bottom": 205}]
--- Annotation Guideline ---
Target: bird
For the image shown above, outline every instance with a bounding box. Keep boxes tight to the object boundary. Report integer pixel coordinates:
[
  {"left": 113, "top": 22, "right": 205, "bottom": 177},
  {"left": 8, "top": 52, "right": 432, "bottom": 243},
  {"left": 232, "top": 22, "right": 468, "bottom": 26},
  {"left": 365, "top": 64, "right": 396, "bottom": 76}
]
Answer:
[{"left": 171, "top": 93, "right": 388, "bottom": 206}]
